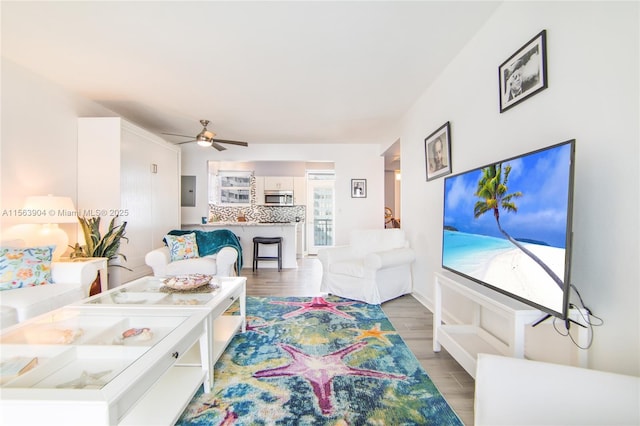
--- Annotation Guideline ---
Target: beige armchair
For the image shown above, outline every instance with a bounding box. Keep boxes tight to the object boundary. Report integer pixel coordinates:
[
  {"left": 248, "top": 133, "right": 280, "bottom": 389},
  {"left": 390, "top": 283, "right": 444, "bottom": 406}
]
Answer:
[{"left": 318, "top": 229, "right": 415, "bottom": 304}]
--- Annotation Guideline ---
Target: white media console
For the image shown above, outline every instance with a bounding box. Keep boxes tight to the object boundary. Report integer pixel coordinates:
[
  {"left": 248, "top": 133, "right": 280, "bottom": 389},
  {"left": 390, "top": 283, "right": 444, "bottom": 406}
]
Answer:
[{"left": 432, "top": 271, "right": 588, "bottom": 378}]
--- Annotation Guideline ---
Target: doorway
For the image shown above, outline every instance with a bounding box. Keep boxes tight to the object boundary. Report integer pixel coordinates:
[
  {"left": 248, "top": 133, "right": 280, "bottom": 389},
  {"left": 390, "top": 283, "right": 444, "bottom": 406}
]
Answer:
[
  {"left": 306, "top": 171, "right": 335, "bottom": 255},
  {"left": 383, "top": 140, "right": 401, "bottom": 227}
]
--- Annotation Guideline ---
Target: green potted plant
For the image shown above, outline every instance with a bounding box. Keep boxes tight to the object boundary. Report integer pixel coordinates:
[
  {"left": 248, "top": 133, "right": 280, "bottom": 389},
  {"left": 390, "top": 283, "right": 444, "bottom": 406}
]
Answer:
[
  {"left": 74, "top": 216, "right": 129, "bottom": 262},
  {"left": 70, "top": 216, "right": 129, "bottom": 295}
]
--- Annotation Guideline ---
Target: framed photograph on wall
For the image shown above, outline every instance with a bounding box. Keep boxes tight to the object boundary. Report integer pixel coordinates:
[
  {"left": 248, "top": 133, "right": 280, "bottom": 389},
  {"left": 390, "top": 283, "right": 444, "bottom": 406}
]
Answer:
[
  {"left": 424, "top": 121, "right": 452, "bottom": 181},
  {"left": 499, "top": 29, "right": 548, "bottom": 113},
  {"left": 351, "top": 179, "right": 367, "bottom": 198}
]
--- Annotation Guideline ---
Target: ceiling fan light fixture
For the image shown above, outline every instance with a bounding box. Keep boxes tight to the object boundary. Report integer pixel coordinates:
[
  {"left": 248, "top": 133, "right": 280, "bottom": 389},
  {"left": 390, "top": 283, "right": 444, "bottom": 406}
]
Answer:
[
  {"left": 162, "top": 119, "right": 247, "bottom": 150},
  {"left": 196, "top": 132, "right": 211, "bottom": 147}
]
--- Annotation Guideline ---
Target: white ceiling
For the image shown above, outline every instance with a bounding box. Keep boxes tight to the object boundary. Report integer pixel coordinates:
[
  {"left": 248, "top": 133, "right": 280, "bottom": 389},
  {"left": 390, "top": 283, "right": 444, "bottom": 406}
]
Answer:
[{"left": 2, "top": 1, "right": 499, "bottom": 149}]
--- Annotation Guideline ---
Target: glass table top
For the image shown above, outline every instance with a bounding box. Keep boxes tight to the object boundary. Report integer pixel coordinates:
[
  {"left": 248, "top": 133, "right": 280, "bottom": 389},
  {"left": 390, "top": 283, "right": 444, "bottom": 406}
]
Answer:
[{"left": 84, "top": 276, "right": 223, "bottom": 306}]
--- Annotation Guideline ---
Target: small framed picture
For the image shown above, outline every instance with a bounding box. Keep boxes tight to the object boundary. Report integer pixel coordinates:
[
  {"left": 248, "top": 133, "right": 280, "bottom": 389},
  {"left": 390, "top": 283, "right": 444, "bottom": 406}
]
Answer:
[
  {"left": 499, "top": 29, "right": 548, "bottom": 113},
  {"left": 351, "top": 179, "right": 367, "bottom": 198},
  {"left": 424, "top": 121, "right": 452, "bottom": 181}
]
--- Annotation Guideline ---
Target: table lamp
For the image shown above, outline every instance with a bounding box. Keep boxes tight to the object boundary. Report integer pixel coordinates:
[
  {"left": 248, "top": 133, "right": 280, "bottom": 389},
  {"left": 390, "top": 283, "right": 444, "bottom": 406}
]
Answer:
[{"left": 22, "top": 195, "right": 77, "bottom": 260}]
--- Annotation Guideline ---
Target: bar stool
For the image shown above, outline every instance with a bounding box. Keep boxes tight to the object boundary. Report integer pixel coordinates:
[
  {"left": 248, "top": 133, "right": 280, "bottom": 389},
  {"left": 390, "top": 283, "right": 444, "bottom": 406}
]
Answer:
[{"left": 252, "top": 236, "right": 283, "bottom": 271}]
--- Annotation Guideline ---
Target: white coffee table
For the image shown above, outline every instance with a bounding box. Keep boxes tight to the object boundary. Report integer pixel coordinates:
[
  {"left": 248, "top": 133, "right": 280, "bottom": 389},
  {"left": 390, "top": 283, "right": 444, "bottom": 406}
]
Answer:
[
  {"left": 0, "top": 275, "right": 246, "bottom": 425},
  {"left": 79, "top": 275, "right": 246, "bottom": 394}
]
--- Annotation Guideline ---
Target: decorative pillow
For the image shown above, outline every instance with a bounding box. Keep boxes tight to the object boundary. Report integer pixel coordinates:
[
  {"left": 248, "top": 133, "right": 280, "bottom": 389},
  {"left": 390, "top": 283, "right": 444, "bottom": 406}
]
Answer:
[
  {"left": 165, "top": 233, "right": 200, "bottom": 262},
  {"left": 0, "top": 246, "right": 55, "bottom": 291}
]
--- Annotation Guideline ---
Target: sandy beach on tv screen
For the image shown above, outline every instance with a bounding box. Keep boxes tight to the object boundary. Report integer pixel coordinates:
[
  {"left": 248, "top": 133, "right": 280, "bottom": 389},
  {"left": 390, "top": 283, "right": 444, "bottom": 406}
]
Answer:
[{"left": 483, "top": 243, "right": 565, "bottom": 313}]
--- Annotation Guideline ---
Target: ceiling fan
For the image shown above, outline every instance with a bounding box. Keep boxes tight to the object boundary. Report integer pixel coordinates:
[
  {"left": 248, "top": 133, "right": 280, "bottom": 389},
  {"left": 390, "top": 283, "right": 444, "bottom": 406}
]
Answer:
[{"left": 162, "top": 119, "right": 249, "bottom": 151}]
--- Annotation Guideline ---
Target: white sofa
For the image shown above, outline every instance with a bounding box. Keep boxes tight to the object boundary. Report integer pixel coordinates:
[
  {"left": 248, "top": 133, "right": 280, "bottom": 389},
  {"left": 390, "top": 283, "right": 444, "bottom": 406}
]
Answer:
[
  {"left": 145, "top": 245, "right": 238, "bottom": 278},
  {"left": 318, "top": 228, "right": 415, "bottom": 304},
  {"left": 0, "top": 261, "right": 98, "bottom": 329},
  {"left": 474, "top": 353, "right": 640, "bottom": 426}
]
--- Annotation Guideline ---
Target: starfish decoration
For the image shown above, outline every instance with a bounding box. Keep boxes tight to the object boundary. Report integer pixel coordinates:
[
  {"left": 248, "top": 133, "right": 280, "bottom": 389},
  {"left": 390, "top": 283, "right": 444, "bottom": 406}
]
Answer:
[
  {"left": 350, "top": 323, "right": 397, "bottom": 346},
  {"left": 253, "top": 341, "right": 406, "bottom": 415},
  {"left": 270, "top": 296, "right": 358, "bottom": 320}
]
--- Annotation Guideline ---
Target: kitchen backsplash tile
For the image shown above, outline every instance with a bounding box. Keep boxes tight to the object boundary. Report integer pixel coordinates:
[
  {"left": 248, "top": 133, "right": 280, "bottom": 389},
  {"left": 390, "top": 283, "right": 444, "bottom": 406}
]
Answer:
[{"left": 209, "top": 205, "right": 305, "bottom": 223}]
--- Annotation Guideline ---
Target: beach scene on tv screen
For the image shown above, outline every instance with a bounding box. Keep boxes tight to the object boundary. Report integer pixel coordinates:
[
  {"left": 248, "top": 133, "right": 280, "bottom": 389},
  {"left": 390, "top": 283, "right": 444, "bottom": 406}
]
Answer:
[{"left": 442, "top": 142, "right": 573, "bottom": 315}]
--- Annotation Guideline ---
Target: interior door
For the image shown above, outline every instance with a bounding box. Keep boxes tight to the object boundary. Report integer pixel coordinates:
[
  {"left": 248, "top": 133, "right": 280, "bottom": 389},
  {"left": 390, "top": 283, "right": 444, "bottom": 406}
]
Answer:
[{"left": 306, "top": 173, "right": 335, "bottom": 255}]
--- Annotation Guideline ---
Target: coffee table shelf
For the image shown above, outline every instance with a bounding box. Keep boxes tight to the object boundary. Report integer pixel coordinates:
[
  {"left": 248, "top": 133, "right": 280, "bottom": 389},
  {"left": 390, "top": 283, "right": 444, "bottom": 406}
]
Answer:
[{"left": 119, "top": 366, "right": 205, "bottom": 425}]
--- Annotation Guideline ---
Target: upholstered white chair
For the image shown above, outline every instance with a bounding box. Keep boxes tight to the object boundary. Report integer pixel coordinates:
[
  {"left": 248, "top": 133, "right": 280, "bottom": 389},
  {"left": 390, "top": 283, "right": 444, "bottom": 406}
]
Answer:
[
  {"left": 474, "top": 353, "right": 640, "bottom": 426},
  {"left": 145, "top": 229, "right": 241, "bottom": 278},
  {"left": 317, "top": 228, "right": 415, "bottom": 304},
  {"left": 145, "top": 245, "right": 238, "bottom": 277}
]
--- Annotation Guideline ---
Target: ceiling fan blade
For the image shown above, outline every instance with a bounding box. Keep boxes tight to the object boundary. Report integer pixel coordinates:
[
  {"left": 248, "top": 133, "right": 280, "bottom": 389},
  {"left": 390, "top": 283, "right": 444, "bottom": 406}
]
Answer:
[
  {"left": 211, "top": 142, "right": 227, "bottom": 151},
  {"left": 211, "top": 138, "right": 249, "bottom": 147},
  {"left": 174, "top": 140, "right": 197, "bottom": 145}
]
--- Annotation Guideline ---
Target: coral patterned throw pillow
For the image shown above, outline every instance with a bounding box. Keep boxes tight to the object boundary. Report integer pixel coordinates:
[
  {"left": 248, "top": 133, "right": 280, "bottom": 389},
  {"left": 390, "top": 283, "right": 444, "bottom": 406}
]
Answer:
[
  {"left": 0, "top": 246, "right": 55, "bottom": 291},
  {"left": 164, "top": 233, "right": 200, "bottom": 262}
]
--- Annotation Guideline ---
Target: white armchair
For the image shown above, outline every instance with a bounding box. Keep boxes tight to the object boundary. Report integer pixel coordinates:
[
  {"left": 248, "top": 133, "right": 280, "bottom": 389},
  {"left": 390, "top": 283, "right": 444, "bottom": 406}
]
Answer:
[
  {"left": 145, "top": 229, "right": 242, "bottom": 278},
  {"left": 318, "top": 229, "right": 415, "bottom": 304},
  {"left": 145, "top": 245, "right": 238, "bottom": 278}
]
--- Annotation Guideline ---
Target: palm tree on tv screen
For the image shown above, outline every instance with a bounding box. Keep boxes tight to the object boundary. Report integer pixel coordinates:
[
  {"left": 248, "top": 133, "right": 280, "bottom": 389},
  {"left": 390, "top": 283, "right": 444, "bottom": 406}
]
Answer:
[{"left": 473, "top": 163, "right": 563, "bottom": 290}]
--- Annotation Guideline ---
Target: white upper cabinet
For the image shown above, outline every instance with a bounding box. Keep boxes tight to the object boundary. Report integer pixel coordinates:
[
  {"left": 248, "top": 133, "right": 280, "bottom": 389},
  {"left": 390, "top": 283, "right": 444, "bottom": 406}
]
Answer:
[
  {"left": 254, "top": 176, "right": 265, "bottom": 205},
  {"left": 293, "top": 177, "right": 306, "bottom": 205},
  {"left": 264, "top": 176, "right": 294, "bottom": 191}
]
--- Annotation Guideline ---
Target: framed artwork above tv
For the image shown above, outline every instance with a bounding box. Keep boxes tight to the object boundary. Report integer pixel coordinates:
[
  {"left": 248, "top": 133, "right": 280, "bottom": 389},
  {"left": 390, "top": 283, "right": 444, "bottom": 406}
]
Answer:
[{"left": 499, "top": 29, "right": 548, "bottom": 113}]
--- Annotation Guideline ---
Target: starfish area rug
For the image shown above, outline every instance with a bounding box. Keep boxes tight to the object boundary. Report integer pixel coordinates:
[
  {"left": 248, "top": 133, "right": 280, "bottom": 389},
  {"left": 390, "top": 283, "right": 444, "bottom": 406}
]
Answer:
[{"left": 176, "top": 296, "right": 463, "bottom": 425}]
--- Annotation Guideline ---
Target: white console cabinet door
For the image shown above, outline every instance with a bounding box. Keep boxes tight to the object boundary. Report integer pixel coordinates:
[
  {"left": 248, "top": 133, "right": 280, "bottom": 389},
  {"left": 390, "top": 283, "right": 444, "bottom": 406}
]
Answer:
[{"left": 78, "top": 118, "right": 180, "bottom": 287}]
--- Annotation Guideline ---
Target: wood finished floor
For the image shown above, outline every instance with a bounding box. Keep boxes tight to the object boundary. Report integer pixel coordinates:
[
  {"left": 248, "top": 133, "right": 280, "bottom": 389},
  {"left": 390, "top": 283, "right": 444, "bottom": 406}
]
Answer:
[{"left": 243, "top": 257, "right": 475, "bottom": 425}]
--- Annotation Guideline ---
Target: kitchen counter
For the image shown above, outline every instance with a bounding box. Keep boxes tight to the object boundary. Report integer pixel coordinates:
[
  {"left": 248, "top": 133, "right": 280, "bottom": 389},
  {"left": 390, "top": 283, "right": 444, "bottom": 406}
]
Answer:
[
  {"left": 183, "top": 222, "right": 298, "bottom": 227},
  {"left": 181, "top": 223, "right": 300, "bottom": 269}
]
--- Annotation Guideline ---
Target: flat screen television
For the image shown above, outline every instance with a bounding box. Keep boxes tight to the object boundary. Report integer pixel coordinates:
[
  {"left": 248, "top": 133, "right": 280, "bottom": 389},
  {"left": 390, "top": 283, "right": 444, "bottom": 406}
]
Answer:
[{"left": 442, "top": 139, "right": 575, "bottom": 320}]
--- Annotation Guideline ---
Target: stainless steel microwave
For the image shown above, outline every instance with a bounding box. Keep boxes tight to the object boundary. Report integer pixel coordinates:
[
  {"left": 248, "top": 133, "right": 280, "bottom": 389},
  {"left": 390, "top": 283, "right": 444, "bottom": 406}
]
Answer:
[{"left": 264, "top": 190, "right": 294, "bottom": 206}]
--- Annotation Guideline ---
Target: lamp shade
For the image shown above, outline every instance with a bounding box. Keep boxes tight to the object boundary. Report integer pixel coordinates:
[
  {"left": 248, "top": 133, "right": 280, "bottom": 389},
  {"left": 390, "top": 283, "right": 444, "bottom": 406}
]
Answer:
[{"left": 23, "top": 195, "right": 77, "bottom": 224}]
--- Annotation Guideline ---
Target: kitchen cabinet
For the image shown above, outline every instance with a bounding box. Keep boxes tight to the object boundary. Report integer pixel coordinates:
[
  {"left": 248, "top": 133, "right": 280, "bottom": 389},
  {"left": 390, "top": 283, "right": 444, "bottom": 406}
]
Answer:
[
  {"left": 255, "top": 176, "right": 306, "bottom": 206},
  {"left": 264, "top": 176, "right": 294, "bottom": 191},
  {"left": 254, "top": 176, "right": 265, "bottom": 205},
  {"left": 78, "top": 118, "right": 181, "bottom": 287},
  {"left": 293, "top": 177, "right": 306, "bottom": 205}
]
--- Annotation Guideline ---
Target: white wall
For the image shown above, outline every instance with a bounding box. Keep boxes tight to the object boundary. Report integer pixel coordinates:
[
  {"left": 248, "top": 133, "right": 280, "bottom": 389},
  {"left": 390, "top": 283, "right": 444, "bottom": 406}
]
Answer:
[
  {"left": 180, "top": 142, "right": 385, "bottom": 246},
  {"left": 401, "top": 2, "right": 639, "bottom": 375},
  {"left": 1, "top": 59, "right": 116, "bottom": 246}
]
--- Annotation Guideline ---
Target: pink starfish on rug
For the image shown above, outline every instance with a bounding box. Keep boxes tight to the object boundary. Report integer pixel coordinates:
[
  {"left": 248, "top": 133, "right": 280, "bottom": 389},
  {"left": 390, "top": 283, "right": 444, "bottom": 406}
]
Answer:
[
  {"left": 253, "top": 341, "right": 406, "bottom": 415},
  {"left": 270, "top": 296, "right": 358, "bottom": 320}
]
